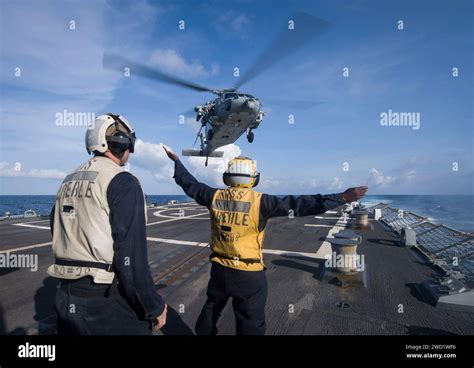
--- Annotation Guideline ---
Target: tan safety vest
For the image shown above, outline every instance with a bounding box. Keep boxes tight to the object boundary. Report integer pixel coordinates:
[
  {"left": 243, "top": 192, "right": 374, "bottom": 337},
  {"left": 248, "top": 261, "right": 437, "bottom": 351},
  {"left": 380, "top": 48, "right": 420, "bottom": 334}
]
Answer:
[
  {"left": 210, "top": 187, "right": 265, "bottom": 271},
  {"left": 47, "top": 156, "right": 146, "bottom": 284}
]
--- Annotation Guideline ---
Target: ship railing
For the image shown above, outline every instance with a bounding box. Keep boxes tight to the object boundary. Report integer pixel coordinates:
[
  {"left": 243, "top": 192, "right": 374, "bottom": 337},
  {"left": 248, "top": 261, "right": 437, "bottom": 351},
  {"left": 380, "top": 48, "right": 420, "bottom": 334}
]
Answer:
[
  {"left": 368, "top": 203, "right": 474, "bottom": 281},
  {"left": 0, "top": 210, "right": 39, "bottom": 221},
  {"left": 365, "top": 203, "right": 389, "bottom": 211},
  {"left": 379, "top": 206, "right": 427, "bottom": 232}
]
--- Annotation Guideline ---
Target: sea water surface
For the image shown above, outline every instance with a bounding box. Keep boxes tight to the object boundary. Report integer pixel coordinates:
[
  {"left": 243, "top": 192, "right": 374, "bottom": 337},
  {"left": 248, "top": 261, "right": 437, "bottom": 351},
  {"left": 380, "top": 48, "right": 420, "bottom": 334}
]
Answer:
[{"left": 0, "top": 194, "right": 472, "bottom": 232}]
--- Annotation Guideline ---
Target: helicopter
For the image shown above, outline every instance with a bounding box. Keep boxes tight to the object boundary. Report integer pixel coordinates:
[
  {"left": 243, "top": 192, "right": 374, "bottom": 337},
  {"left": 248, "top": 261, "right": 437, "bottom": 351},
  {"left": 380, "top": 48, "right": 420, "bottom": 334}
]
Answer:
[
  {"left": 187, "top": 88, "right": 263, "bottom": 156},
  {"left": 103, "top": 12, "right": 328, "bottom": 165}
]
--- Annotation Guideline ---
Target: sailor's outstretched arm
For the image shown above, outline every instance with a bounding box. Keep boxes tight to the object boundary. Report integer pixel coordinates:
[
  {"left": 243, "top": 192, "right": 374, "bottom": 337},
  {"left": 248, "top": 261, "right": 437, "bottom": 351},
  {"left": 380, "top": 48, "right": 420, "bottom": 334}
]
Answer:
[
  {"left": 163, "top": 146, "right": 217, "bottom": 207},
  {"left": 260, "top": 186, "right": 368, "bottom": 220}
]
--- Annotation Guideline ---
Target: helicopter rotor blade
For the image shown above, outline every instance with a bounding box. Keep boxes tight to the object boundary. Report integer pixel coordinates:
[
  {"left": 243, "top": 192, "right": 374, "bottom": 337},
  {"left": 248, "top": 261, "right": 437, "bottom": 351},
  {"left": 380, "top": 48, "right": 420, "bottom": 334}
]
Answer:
[
  {"left": 103, "top": 53, "right": 217, "bottom": 93},
  {"left": 233, "top": 12, "right": 329, "bottom": 90},
  {"left": 180, "top": 107, "right": 197, "bottom": 117}
]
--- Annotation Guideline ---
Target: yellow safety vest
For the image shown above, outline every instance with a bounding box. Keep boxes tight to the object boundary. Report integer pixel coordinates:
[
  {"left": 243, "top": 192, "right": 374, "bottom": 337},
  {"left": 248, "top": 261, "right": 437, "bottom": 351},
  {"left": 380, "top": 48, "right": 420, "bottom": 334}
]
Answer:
[{"left": 210, "top": 187, "right": 265, "bottom": 271}]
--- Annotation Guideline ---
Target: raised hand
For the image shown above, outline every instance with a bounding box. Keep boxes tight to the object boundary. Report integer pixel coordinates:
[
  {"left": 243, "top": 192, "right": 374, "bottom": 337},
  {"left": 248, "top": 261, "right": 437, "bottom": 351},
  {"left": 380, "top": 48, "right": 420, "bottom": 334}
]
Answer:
[
  {"left": 341, "top": 186, "right": 368, "bottom": 202},
  {"left": 162, "top": 146, "right": 179, "bottom": 161}
]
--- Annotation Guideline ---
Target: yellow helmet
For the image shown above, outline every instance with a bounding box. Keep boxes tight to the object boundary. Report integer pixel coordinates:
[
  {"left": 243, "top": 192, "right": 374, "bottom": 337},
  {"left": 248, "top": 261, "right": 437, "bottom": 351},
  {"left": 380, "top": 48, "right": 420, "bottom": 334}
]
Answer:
[{"left": 223, "top": 156, "right": 260, "bottom": 188}]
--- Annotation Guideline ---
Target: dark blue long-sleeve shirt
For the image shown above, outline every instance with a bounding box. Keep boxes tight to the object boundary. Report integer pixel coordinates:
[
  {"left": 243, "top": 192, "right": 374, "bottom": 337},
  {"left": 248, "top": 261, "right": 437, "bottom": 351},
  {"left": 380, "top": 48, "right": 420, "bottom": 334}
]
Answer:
[
  {"left": 107, "top": 172, "right": 165, "bottom": 320},
  {"left": 173, "top": 160, "right": 347, "bottom": 230},
  {"left": 51, "top": 171, "right": 165, "bottom": 321}
]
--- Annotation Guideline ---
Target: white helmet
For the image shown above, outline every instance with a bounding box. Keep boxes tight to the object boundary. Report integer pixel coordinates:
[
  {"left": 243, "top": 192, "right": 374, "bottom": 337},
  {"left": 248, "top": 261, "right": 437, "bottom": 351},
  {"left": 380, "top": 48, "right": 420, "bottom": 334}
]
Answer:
[
  {"left": 85, "top": 113, "right": 136, "bottom": 155},
  {"left": 223, "top": 156, "right": 260, "bottom": 188}
]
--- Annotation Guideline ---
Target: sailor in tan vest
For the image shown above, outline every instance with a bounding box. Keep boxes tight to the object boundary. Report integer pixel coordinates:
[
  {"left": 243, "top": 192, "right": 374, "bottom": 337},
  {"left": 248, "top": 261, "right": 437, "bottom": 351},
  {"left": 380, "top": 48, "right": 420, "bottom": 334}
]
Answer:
[
  {"left": 48, "top": 113, "right": 167, "bottom": 335},
  {"left": 163, "top": 147, "right": 367, "bottom": 335}
]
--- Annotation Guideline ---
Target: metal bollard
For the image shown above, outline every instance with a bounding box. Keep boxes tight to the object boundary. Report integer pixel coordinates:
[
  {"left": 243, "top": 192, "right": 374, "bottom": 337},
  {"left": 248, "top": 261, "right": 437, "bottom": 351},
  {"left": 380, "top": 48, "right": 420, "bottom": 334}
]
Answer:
[
  {"left": 334, "top": 229, "right": 362, "bottom": 243},
  {"left": 373, "top": 208, "right": 382, "bottom": 221},
  {"left": 328, "top": 235, "right": 361, "bottom": 274},
  {"left": 353, "top": 210, "right": 369, "bottom": 227},
  {"left": 400, "top": 227, "right": 417, "bottom": 247}
]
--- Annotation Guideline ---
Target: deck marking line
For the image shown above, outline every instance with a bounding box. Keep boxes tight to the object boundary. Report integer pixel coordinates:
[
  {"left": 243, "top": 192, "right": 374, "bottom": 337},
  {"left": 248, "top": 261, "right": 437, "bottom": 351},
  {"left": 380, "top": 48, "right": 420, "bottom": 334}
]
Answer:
[
  {"left": 147, "top": 237, "right": 321, "bottom": 259},
  {"left": 1, "top": 242, "right": 53, "bottom": 253},
  {"left": 152, "top": 208, "right": 209, "bottom": 220},
  {"left": 12, "top": 219, "right": 50, "bottom": 224},
  {"left": 147, "top": 211, "right": 209, "bottom": 225},
  {"left": 12, "top": 223, "right": 51, "bottom": 230},
  {"left": 313, "top": 213, "right": 348, "bottom": 259}
]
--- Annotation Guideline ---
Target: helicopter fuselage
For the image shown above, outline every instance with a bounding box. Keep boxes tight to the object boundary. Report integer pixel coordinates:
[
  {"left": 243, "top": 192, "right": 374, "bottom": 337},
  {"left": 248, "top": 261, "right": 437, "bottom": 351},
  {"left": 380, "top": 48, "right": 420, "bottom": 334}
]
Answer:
[{"left": 195, "top": 90, "right": 264, "bottom": 155}]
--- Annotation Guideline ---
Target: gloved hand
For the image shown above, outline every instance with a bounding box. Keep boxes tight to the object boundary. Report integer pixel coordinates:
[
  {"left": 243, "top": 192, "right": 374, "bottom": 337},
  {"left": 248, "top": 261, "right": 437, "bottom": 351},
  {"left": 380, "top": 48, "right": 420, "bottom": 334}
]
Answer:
[{"left": 341, "top": 186, "right": 368, "bottom": 202}]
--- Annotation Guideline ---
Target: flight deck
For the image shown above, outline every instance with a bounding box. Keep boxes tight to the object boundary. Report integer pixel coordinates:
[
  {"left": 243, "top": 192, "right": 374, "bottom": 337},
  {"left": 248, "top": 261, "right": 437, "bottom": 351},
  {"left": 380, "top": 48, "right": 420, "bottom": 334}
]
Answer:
[{"left": 0, "top": 202, "right": 473, "bottom": 335}]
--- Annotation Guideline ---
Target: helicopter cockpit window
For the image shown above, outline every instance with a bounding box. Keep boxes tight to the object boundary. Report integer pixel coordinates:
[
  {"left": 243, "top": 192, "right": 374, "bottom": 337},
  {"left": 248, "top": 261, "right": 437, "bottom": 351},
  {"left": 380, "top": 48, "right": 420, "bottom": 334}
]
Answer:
[{"left": 224, "top": 93, "right": 237, "bottom": 99}]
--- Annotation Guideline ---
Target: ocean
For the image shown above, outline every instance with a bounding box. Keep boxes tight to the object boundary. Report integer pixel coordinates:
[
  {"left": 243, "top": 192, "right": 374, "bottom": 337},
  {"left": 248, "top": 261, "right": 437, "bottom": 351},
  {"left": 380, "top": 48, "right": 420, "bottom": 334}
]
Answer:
[
  {"left": 0, "top": 194, "right": 472, "bottom": 232},
  {"left": 0, "top": 195, "right": 190, "bottom": 217},
  {"left": 359, "top": 195, "right": 474, "bottom": 232}
]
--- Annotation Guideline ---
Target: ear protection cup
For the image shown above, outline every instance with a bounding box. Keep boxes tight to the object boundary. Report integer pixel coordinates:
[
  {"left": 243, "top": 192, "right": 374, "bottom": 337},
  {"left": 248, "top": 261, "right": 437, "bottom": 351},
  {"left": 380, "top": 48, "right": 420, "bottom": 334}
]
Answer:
[
  {"left": 253, "top": 172, "right": 260, "bottom": 188},
  {"left": 223, "top": 173, "right": 231, "bottom": 187},
  {"left": 86, "top": 113, "right": 136, "bottom": 155},
  {"left": 105, "top": 114, "right": 136, "bottom": 154},
  {"left": 107, "top": 131, "right": 131, "bottom": 154}
]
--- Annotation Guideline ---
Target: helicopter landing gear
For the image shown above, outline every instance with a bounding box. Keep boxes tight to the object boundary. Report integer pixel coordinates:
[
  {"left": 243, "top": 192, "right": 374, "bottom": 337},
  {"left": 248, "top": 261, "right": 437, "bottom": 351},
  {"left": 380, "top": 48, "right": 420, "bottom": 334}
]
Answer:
[
  {"left": 207, "top": 129, "right": 214, "bottom": 141},
  {"left": 247, "top": 129, "right": 254, "bottom": 143}
]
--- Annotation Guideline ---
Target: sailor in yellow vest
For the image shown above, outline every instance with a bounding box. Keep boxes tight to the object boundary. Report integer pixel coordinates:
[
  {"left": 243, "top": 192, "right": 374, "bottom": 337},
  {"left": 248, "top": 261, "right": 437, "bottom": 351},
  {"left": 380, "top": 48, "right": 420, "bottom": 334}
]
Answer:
[
  {"left": 163, "top": 147, "right": 367, "bottom": 335},
  {"left": 48, "top": 114, "right": 167, "bottom": 335}
]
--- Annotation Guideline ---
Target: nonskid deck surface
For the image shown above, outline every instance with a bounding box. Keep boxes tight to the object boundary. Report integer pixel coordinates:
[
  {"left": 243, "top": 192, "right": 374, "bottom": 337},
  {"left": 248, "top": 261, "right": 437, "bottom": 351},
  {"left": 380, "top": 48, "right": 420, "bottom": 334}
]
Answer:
[{"left": 0, "top": 202, "right": 473, "bottom": 335}]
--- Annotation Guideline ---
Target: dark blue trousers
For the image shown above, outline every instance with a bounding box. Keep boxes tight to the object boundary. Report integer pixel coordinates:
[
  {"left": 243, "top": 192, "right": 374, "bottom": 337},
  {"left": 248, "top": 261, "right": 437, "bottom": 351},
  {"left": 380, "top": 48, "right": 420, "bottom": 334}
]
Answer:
[
  {"left": 195, "top": 262, "right": 268, "bottom": 335},
  {"left": 54, "top": 277, "right": 152, "bottom": 335}
]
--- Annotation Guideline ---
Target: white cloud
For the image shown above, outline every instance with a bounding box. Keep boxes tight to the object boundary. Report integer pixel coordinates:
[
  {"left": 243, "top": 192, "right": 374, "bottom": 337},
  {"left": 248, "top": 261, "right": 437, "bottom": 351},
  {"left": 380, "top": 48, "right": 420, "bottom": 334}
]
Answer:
[
  {"left": 369, "top": 168, "right": 395, "bottom": 187},
  {"left": 229, "top": 14, "right": 250, "bottom": 32},
  {"left": 131, "top": 142, "right": 242, "bottom": 187},
  {"left": 213, "top": 11, "right": 251, "bottom": 35},
  {"left": 258, "top": 176, "right": 283, "bottom": 192},
  {"left": 131, "top": 139, "right": 174, "bottom": 181},
  {"left": 0, "top": 0, "right": 163, "bottom": 157},
  {"left": 149, "top": 48, "right": 219, "bottom": 78},
  {"left": 186, "top": 144, "right": 242, "bottom": 186},
  {"left": 405, "top": 169, "right": 416, "bottom": 180},
  {"left": 0, "top": 162, "right": 66, "bottom": 180},
  {"left": 2, "top": 1, "right": 115, "bottom": 104},
  {"left": 328, "top": 177, "right": 343, "bottom": 190}
]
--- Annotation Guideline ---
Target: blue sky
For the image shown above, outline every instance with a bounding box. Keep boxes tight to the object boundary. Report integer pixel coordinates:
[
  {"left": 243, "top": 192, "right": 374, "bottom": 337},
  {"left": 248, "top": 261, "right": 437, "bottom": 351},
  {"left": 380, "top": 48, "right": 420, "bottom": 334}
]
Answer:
[{"left": 0, "top": 0, "right": 472, "bottom": 195}]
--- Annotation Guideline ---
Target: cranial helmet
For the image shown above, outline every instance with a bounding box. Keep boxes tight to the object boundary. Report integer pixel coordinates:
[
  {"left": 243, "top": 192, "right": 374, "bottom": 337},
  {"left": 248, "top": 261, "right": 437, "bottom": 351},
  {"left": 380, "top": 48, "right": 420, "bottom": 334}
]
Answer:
[
  {"left": 85, "top": 113, "right": 136, "bottom": 155},
  {"left": 223, "top": 156, "right": 260, "bottom": 188}
]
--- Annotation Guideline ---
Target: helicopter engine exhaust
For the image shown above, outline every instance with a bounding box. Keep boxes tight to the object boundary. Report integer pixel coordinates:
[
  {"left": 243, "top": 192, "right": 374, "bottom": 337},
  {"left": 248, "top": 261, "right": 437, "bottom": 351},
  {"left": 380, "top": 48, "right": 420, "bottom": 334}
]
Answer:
[{"left": 182, "top": 149, "right": 224, "bottom": 158}]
